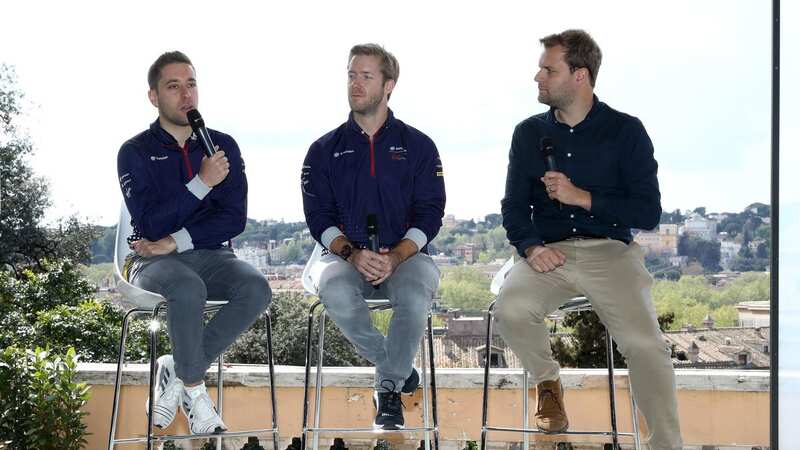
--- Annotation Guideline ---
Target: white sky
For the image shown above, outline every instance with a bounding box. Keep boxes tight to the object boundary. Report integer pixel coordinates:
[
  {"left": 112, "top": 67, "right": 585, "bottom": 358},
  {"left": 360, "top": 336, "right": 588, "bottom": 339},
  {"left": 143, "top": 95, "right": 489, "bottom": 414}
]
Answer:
[{"left": 2, "top": 0, "right": 785, "bottom": 226}]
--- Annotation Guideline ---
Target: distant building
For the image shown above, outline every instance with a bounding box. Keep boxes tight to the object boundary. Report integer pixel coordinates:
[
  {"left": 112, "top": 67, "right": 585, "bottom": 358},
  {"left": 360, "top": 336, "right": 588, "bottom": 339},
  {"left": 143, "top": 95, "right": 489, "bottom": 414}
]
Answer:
[
  {"left": 720, "top": 240, "right": 742, "bottom": 270},
  {"left": 454, "top": 243, "right": 477, "bottom": 264},
  {"left": 684, "top": 213, "right": 718, "bottom": 240},
  {"left": 443, "top": 214, "right": 457, "bottom": 228},
  {"left": 234, "top": 246, "right": 269, "bottom": 270},
  {"left": 634, "top": 223, "right": 679, "bottom": 255},
  {"left": 431, "top": 253, "right": 457, "bottom": 267},
  {"left": 736, "top": 301, "right": 770, "bottom": 327},
  {"left": 664, "top": 325, "right": 769, "bottom": 369}
]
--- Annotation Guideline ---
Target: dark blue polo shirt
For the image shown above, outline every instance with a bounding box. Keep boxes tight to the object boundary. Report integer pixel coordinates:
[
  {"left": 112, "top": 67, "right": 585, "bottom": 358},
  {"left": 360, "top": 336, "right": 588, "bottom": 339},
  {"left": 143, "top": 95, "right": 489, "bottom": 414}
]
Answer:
[{"left": 501, "top": 96, "right": 662, "bottom": 257}]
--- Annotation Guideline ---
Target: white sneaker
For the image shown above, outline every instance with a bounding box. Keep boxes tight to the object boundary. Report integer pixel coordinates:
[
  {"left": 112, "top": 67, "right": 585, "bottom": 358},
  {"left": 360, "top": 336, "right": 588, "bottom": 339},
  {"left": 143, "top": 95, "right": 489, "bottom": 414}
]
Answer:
[
  {"left": 146, "top": 354, "right": 183, "bottom": 429},
  {"left": 181, "top": 383, "right": 228, "bottom": 434}
]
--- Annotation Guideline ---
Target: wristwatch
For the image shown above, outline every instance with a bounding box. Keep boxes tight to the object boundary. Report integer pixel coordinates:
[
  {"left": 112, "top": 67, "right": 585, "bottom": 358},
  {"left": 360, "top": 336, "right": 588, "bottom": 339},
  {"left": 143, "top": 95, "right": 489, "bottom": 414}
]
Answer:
[{"left": 339, "top": 243, "right": 353, "bottom": 261}]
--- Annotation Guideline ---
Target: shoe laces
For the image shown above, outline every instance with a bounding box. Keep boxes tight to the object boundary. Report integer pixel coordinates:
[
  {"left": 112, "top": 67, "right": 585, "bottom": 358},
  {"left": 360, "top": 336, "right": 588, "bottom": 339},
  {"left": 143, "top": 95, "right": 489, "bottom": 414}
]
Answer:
[
  {"left": 537, "top": 388, "right": 560, "bottom": 413},
  {"left": 378, "top": 380, "right": 404, "bottom": 414}
]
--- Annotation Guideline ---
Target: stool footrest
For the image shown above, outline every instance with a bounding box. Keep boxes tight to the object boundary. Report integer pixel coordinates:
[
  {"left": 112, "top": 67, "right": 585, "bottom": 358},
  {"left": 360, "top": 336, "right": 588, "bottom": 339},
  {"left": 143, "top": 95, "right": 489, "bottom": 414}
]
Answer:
[
  {"left": 305, "top": 427, "right": 438, "bottom": 433},
  {"left": 112, "top": 428, "right": 279, "bottom": 445},
  {"left": 483, "top": 426, "right": 637, "bottom": 438}
]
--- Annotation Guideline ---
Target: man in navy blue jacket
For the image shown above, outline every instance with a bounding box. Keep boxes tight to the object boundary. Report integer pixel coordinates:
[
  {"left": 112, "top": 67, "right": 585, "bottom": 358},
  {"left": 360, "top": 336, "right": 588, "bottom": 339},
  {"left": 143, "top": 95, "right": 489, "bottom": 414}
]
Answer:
[
  {"left": 302, "top": 43, "right": 445, "bottom": 430},
  {"left": 495, "top": 31, "right": 681, "bottom": 449},
  {"left": 117, "top": 51, "right": 270, "bottom": 435}
]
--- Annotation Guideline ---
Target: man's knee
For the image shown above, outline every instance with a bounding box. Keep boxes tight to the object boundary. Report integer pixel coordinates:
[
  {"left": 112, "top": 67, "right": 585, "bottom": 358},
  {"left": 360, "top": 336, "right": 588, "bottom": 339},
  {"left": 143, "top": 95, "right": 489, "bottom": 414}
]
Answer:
[
  {"left": 615, "top": 330, "right": 671, "bottom": 361},
  {"left": 495, "top": 287, "right": 548, "bottom": 327},
  {"left": 160, "top": 276, "right": 208, "bottom": 307},
  {"left": 237, "top": 272, "right": 272, "bottom": 314},
  {"left": 319, "top": 267, "right": 360, "bottom": 300}
]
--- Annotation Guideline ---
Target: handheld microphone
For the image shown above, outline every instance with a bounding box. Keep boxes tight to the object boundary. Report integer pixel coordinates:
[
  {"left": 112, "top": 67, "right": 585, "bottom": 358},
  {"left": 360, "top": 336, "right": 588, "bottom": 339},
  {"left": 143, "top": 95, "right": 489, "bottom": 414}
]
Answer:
[
  {"left": 366, "top": 214, "right": 380, "bottom": 288},
  {"left": 540, "top": 137, "right": 562, "bottom": 210},
  {"left": 367, "top": 214, "right": 379, "bottom": 253},
  {"left": 186, "top": 109, "right": 216, "bottom": 158}
]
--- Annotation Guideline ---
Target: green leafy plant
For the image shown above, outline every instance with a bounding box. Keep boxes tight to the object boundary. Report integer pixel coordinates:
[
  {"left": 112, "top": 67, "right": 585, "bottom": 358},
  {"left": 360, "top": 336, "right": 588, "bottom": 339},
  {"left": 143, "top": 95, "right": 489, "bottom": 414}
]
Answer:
[{"left": 0, "top": 346, "right": 90, "bottom": 450}]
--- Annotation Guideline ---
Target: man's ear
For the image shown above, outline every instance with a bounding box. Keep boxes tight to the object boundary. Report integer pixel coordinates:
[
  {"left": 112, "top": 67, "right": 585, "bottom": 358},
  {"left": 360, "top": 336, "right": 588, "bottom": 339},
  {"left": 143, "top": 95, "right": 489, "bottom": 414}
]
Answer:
[
  {"left": 383, "top": 79, "right": 396, "bottom": 99},
  {"left": 575, "top": 68, "right": 589, "bottom": 85},
  {"left": 148, "top": 89, "right": 158, "bottom": 108}
]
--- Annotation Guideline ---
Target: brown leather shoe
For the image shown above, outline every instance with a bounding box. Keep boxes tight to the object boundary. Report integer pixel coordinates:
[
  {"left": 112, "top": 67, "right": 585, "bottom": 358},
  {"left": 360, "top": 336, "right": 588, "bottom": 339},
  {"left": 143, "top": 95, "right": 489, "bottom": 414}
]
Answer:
[{"left": 534, "top": 379, "right": 569, "bottom": 433}]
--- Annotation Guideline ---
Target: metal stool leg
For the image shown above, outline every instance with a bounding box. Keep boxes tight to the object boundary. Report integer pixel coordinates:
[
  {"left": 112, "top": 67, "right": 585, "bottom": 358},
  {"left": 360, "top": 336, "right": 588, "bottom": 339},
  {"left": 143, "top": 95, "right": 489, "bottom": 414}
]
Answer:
[
  {"left": 108, "top": 308, "right": 146, "bottom": 449},
  {"left": 480, "top": 302, "right": 495, "bottom": 450},
  {"left": 421, "top": 317, "right": 431, "bottom": 450},
  {"left": 605, "top": 331, "right": 619, "bottom": 449},
  {"left": 426, "top": 312, "right": 440, "bottom": 450},
  {"left": 216, "top": 351, "right": 224, "bottom": 450},
  {"left": 146, "top": 302, "right": 166, "bottom": 450},
  {"left": 266, "top": 312, "right": 281, "bottom": 450},
  {"left": 312, "top": 311, "right": 327, "bottom": 450},
  {"left": 301, "top": 302, "right": 323, "bottom": 450},
  {"left": 522, "top": 370, "right": 529, "bottom": 450}
]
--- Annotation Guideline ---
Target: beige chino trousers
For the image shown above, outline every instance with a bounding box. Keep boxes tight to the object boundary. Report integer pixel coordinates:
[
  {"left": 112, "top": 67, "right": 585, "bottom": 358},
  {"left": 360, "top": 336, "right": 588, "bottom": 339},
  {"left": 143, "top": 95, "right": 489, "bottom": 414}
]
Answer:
[{"left": 494, "top": 239, "right": 682, "bottom": 450}]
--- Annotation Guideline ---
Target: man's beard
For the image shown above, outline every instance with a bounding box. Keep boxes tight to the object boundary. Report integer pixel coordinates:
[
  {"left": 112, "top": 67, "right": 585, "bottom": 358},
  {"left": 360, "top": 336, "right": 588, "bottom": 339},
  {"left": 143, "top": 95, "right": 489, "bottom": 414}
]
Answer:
[
  {"left": 160, "top": 108, "right": 190, "bottom": 127},
  {"left": 538, "top": 89, "right": 572, "bottom": 110},
  {"left": 349, "top": 91, "right": 383, "bottom": 115}
]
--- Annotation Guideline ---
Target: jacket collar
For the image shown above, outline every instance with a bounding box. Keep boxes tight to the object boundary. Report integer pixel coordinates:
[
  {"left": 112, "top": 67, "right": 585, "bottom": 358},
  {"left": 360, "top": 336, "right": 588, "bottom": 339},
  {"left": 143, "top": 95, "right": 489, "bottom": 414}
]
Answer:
[
  {"left": 346, "top": 108, "right": 396, "bottom": 136},
  {"left": 149, "top": 118, "right": 199, "bottom": 150}
]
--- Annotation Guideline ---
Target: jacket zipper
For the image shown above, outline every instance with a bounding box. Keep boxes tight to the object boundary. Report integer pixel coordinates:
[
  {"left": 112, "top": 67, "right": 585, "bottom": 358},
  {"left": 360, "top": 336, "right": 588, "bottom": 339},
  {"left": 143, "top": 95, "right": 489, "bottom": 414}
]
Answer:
[
  {"left": 368, "top": 135, "right": 376, "bottom": 177},
  {"left": 180, "top": 143, "right": 194, "bottom": 180}
]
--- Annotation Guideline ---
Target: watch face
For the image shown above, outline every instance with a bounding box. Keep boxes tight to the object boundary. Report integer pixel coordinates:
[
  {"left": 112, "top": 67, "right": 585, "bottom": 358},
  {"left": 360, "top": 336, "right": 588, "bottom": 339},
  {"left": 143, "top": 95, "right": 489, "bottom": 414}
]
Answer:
[{"left": 340, "top": 244, "right": 353, "bottom": 260}]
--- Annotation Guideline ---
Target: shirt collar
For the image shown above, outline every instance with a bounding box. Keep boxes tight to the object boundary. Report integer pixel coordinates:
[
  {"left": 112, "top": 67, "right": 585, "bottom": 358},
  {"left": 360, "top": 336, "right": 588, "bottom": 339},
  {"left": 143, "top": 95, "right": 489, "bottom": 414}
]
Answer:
[{"left": 546, "top": 94, "right": 603, "bottom": 128}]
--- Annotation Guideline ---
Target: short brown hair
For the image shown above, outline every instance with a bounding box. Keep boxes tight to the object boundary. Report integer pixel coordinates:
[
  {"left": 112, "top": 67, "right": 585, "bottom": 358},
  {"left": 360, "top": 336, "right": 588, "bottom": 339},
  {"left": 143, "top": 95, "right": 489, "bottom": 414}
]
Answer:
[
  {"left": 349, "top": 43, "right": 399, "bottom": 99},
  {"left": 148, "top": 51, "right": 193, "bottom": 90},
  {"left": 540, "top": 30, "right": 602, "bottom": 87}
]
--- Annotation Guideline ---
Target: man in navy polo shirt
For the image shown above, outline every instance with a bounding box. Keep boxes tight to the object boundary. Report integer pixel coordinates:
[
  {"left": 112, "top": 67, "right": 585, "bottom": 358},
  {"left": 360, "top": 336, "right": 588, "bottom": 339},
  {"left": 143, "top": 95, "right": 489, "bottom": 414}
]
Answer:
[
  {"left": 495, "top": 30, "right": 682, "bottom": 449},
  {"left": 302, "top": 43, "right": 445, "bottom": 430},
  {"left": 117, "top": 51, "right": 270, "bottom": 435}
]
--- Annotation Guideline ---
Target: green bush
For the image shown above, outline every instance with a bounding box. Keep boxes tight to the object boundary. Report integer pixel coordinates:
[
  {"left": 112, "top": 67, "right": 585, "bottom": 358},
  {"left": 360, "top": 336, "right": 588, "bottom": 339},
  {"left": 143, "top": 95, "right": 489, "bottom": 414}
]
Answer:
[
  {"left": 0, "top": 346, "right": 90, "bottom": 450},
  {"left": 226, "top": 291, "right": 366, "bottom": 366}
]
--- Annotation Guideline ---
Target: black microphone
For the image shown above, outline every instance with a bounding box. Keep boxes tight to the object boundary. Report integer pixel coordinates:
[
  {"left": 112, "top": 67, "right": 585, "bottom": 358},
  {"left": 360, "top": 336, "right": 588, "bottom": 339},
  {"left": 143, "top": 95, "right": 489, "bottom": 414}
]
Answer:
[
  {"left": 367, "top": 214, "right": 379, "bottom": 253},
  {"left": 366, "top": 214, "right": 380, "bottom": 288},
  {"left": 186, "top": 109, "right": 217, "bottom": 158},
  {"left": 540, "top": 137, "right": 562, "bottom": 210}
]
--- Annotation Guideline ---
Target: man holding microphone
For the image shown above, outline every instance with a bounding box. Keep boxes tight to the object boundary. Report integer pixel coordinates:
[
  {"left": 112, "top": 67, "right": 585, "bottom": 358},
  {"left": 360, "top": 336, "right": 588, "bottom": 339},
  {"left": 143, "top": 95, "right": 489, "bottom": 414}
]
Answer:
[
  {"left": 117, "top": 51, "right": 270, "bottom": 434},
  {"left": 301, "top": 43, "right": 445, "bottom": 430},
  {"left": 495, "top": 30, "right": 682, "bottom": 449}
]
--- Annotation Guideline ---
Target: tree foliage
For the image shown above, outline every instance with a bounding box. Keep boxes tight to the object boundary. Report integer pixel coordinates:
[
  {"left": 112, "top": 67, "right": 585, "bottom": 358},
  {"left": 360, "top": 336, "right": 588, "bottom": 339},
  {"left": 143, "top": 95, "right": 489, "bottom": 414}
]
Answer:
[
  {"left": 0, "top": 64, "right": 98, "bottom": 276},
  {"left": 678, "top": 235, "right": 721, "bottom": 272},
  {"left": 439, "top": 266, "right": 493, "bottom": 311},
  {"left": 226, "top": 291, "right": 367, "bottom": 366}
]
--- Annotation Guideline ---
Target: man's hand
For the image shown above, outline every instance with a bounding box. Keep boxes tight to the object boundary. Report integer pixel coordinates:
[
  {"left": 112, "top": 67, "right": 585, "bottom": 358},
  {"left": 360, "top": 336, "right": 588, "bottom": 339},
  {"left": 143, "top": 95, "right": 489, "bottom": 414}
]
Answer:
[
  {"left": 524, "top": 245, "right": 566, "bottom": 273},
  {"left": 369, "top": 238, "right": 418, "bottom": 285},
  {"left": 349, "top": 248, "right": 388, "bottom": 284},
  {"left": 132, "top": 236, "right": 177, "bottom": 258},
  {"left": 198, "top": 149, "right": 229, "bottom": 187},
  {"left": 371, "top": 250, "right": 403, "bottom": 285},
  {"left": 541, "top": 171, "right": 591, "bottom": 210}
]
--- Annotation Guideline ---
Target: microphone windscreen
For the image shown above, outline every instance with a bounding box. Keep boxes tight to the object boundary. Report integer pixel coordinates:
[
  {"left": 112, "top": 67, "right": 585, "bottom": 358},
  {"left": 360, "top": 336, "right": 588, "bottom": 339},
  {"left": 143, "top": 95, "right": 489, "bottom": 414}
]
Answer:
[
  {"left": 367, "top": 214, "right": 378, "bottom": 234},
  {"left": 186, "top": 109, "right": 205, "bottom": 131},
  {"left": 540, "top": 137, "right": 554, "bottom": 157}
]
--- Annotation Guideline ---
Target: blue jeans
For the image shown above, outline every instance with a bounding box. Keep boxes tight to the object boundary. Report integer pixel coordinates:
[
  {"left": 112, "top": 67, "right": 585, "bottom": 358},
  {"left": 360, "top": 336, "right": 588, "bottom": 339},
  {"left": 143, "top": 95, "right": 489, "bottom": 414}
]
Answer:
[
  {"left": 127, "top": 248, "right": 271, "bottom": 384},
  {"left": 316, "top": 252, "right": 440, "bottom": 391}
]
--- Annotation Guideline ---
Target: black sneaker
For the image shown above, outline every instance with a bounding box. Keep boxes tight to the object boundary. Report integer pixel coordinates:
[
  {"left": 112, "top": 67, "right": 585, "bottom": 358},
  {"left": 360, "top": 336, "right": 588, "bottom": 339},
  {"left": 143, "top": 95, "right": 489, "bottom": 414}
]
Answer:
[
  {"left": 373, "top": 380, "right": 404, "bottom": 430},
  {"left": 401, "top": 368, "right": 419, "bottom": 394}
]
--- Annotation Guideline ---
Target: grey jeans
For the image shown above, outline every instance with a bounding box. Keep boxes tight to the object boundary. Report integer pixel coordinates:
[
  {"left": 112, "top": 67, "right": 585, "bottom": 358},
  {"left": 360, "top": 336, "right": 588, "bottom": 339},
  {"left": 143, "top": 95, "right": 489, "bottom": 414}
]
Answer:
[
  {"left": 316, "top": 252, "right": 440, "bottom": 391},
  {"left": 127, "top": 248, "right": 271, "bottom": 384}
]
